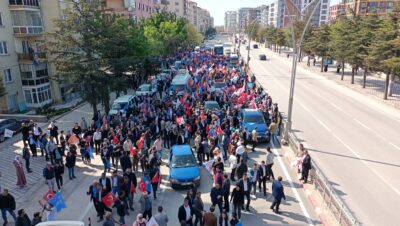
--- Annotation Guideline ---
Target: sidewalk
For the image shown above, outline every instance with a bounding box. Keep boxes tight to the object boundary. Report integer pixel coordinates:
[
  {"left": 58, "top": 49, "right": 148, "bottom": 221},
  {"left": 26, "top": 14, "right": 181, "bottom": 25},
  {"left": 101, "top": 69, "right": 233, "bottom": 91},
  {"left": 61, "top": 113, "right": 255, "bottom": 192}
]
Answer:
[{"left": 261, "top": 45, "right": 400, "bottom": 109}]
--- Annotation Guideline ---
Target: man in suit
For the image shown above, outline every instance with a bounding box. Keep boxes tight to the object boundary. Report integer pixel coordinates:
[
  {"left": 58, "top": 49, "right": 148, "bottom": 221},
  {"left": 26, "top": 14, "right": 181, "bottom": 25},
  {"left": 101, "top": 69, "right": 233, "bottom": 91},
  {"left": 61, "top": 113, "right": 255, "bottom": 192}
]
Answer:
[
  {"left": 238, "top": 173, "right": 251, "bottom": 212},
  {"left": 258, "top": 161, "right": 268, "bottom": 196},
  {"left": 178, "top": 198, "right": 193, "bottom": 225},
  {"left": 176, "top": 130, "right": 186, "bottom": 145},
  {"left": 301, "top": 150, "right": 312, "bottom": 183},
  {"left": 270, "top": 176, "right": 286, "bottom": 214},
  {"left": 94, "top": 182, "right": 111, "bottom": 221},
  {"left": 222, "top": 174, "right": 231, "bottom": 212},
  {"left": 99, "top": 173, "right": 111, "bottom": 193}
]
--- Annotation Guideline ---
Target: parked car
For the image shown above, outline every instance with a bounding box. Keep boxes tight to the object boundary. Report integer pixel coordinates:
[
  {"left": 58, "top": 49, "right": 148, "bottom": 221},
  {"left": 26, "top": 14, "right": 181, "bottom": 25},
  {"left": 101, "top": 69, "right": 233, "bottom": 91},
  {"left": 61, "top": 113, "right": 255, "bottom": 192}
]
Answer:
[
  {"left": 135, "top": 84, "right": 156, "bottom": 97},
  {"left": 259, "top": 54, "right": 267, "bottom": 60},
  {"left": 204, "top": 101, "right": 221, "bottom": 112},
  {"left": 239, "top": 109, "right": 270, "bottom": 143},
  {"left": 169, "top": 145, "right": 200, "bottom": 189},
  {"left": 0, "top": 118, "right": 22, "bottom": 142},
  {"left": 253, "top": 44, "right": 259, "bottom": 49}
]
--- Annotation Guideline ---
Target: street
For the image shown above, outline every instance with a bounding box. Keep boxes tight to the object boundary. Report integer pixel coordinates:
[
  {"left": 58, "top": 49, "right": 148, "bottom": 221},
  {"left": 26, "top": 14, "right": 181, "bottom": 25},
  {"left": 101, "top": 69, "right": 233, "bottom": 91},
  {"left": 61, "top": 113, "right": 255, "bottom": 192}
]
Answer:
[{"left": 243, "top": 43, "right": 400, "bottom": 225}]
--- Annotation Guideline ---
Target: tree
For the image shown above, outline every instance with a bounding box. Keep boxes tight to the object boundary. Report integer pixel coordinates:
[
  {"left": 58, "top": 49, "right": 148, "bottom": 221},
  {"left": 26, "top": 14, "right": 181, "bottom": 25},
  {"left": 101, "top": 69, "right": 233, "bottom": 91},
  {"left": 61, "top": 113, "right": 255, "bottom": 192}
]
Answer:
[
  {"left": 305, "top": 24, "right": 331, "bottom": 72},
  {"left": 184, "top": 23, "right": 204, "bottom": 47},
  {"left": 46, "top": 0, "right": 105, "bottom": 114},
  {"left": 367, "top": 14, "right": 400, "bottom": 99},
  {"left": 329, "top": 17, "right": 352, "bottom": 80}
]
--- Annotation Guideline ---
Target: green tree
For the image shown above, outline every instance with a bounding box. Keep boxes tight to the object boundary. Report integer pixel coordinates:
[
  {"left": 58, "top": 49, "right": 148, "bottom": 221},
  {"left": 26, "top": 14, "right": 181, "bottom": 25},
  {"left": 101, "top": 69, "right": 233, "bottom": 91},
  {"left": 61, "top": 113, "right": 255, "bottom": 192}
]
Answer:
[
  {"left": 184, "top": 23, "right": 204, "bottom": 47},
  {"left": 367, "top": 14, "right": 400, "bottom": 99},
  {"left": 329, "top": 17, "right": 352, "bottom": 80},
  {"left": 305, "top": 24, "right": 331, "bottom": 72},
  {"left": 46, "top": 0, "right": 105, "bottom": 114}
]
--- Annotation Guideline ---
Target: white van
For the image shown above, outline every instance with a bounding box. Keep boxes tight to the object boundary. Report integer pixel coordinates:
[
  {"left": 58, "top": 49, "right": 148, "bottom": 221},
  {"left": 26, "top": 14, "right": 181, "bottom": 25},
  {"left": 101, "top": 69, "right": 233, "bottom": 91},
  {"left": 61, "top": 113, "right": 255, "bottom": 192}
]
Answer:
[
  {"left": 109, "top": 95, "right": 135, "bottom": 117},
  {"left": 36, "top": 221, "right": 85, "bottom": 226}
]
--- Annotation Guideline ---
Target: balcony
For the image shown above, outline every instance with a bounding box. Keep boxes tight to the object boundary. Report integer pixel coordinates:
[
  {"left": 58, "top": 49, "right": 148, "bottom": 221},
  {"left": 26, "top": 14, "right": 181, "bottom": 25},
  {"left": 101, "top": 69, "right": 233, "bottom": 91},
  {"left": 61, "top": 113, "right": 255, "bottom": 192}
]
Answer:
[
  {"left": 17, "top": 52, "right": 47, "bottom": 62},
  {"left": 13, "top": 26, "right": 43, "bottom": 37},
  {"left": 9, "top": 0, "right": 40, "bottom": 9}
]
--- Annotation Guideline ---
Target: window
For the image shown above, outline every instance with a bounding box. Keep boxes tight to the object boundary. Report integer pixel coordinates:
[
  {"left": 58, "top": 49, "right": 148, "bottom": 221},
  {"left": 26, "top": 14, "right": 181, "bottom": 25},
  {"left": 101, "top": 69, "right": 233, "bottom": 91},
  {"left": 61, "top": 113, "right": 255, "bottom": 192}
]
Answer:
[
  {"left": 0, "top": 12, "right": 3, "bottom": 26},
  {"left": 0, "top": 41, "right": 8, "bottom": 55},
  {"left": 24, "top": 90, "right": 32, "bottom": 103},
  {"left": 175, "top": 2, "right": 179, "bottom": 6},
  {"left": 3, "top": 69, "right": 12, "bottom": 82},
  {"left": 7, "top": 94, "right": 18, "bottom": 110},
  {"left": 322, "top": 10, "right": 327, "bottom": 14}
]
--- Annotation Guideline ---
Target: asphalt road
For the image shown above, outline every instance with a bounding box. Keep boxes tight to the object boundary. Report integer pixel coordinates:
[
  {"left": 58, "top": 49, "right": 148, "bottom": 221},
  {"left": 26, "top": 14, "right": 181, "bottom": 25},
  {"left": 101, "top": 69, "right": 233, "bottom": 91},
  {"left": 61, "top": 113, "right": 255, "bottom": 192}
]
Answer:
[{"left": 241, "top": 43, "right": 400, "bottom": 226}]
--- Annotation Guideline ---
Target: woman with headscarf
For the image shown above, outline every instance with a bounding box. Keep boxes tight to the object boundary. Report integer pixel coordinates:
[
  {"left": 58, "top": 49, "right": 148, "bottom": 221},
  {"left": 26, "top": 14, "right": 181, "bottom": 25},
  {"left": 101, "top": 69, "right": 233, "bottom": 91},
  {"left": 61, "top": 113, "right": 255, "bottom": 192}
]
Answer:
[
  {"left": 13, "top": 155, "right": 26, "bottom": 188},
  {"left": 132, "top": 213, "right": 147, "bottom": 226}
]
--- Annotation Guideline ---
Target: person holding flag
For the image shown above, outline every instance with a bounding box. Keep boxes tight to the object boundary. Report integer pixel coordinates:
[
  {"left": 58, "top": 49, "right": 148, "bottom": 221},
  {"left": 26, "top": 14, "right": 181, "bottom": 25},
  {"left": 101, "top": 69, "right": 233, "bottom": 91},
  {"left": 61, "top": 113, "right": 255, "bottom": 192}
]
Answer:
[
  {"left": 139, "top": 191, "right": 152, "bottom": 220},
  {"left": 150, "top": 168, "right": 161, "bottom": 200}
]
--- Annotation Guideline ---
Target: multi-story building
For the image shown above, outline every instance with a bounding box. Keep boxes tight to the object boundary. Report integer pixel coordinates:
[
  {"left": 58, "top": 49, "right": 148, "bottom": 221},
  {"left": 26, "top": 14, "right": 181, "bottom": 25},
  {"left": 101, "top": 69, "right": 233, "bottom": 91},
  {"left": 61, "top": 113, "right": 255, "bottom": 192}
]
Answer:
[
  {"left": 157, "top": 0, "right": 188, "bottom": 18},
  {"left": 103, "top": 0, "right": 156, "bottom": 20},
  {"left": 197, "top": 7, "right": 212, "bottom": 33},
  {"left": 187, "top": 0, "right": 198, "bottom": 27},
  {"left": 238, "top": 7, "right": 262, "bottom": 31},
  {"left": 262, "top": 0, "right": 285, "bottom": 28},
  {"left": 329, "top": 0, "right": 399, "bottom": 23},
  {"left": 285, "top": 0, "right": 330, "bottom": 26},
  {"left": 224, "top": 11, "right": 237, "bottom": 32}
]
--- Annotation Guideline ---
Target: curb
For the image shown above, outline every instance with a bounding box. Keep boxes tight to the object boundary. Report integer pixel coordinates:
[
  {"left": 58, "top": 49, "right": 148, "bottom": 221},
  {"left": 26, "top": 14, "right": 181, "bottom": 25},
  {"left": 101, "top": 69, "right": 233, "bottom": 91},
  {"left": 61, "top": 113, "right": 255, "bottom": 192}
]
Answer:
[{"left": 50, "top": 101, "right": 88, "bottom": 122}]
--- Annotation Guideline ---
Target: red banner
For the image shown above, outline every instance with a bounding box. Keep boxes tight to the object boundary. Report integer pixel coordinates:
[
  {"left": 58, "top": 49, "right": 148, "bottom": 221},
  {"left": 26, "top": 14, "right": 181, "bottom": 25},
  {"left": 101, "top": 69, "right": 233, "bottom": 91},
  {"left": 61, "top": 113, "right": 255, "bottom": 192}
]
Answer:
[
  {"left": 43, "top": 190, "right": 55, "bottom": 201},
  {"left": 67, "top": 135, "right": 79, "bottom": 145},
  {"left": 102, "top": 192, "right": 117, "bottom": 207}
]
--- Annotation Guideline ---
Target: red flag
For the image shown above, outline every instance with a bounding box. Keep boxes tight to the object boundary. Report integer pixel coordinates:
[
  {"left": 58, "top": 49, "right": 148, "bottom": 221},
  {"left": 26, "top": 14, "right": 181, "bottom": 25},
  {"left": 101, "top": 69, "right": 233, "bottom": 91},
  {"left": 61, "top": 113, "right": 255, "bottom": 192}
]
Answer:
[
  {"left": 67, "top": 135, "right": 79, "bottom": 145},
  {"left": 113, "top": 136, "right": 119, "bottom": 143},
  {"left": 217, "top": 126, "right": 223, "bottom": 135},
  {"left": 139, "top": 179, "right": 147, "bottom": 192},
  {"left": 151, "top": 172, "right": 160, "bottom": 183},
  {"left": 43, "top": 190, "right": 55, "bottom": 201},
  {"left": 102, "top": 192, "right": 117, "bottom": 207}
]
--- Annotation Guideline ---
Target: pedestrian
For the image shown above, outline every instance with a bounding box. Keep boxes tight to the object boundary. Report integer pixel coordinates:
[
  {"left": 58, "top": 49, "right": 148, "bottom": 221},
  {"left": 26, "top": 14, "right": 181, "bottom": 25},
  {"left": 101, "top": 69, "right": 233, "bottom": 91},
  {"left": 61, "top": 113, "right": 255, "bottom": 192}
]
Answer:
[
  {"left": 238, "top": 173, "right": 251, "bottom": 212},
  {"left": 28, "top": 133, "right": 37, "bottom": 157},
  {"left": 228, "top": 151, "right": 237, "bottom": 181},
  {"left": 229, "top": 212, "right": 239, "bottom": 226},
  {"left": 43, "top": 162, "right": 56, "bottom": 192},
  {"left": 235, "top": 159, "right": 247, "bottom": 180},
  {"left": 222, "top": 174, "right": 231, "bottom": 212},
  {"left": 48, "top": 121, "right": 59, "bottom": 145},
  {"left": 120, "top": 151, "right": 132, "bottom": 173},
  {"left": 192, "top": 192, "right": 204, "bottom": 226},
  {"left": 112, "top": 191, "right": 126, "bottom": 226},
  {"left": 178, "top": 198, "right": 193, "bottom": 226},
  {"left": 99, "top": 173, "right": 112, "bottom": 193},
  {"left": 230, "top": 183, "right": 243, "bottom": 220},
  {"left": 258, "top": 161, "right": 267, "bottom": 196},
  {"left": 234, "top": 141, "right": 244, "bottom": 164},
  {"left": 13, "top": 155, "right": 27, "bottom": 188},
  {"left": 54, "top": 162, "right": 64, "bottom": 190},
  {"left": 31, "top": 212, "right": 42, "bottom": 226},
  {"left": 266, "top": 147, "right": 275, "bottom": 180},
  {"left": 154, "top": 206, "right": 169, "bottom": 226},
  {"left": 251, "top": 128, "right": 257, "bottom": 152},
  {"left": 15, "top": 209, "right": 31, "bottom": 226},
  {"left": 249, "top": 163, "right": 259, "bottom": 195},
  {"left": 270, "top": 176, "right": 286, "bottom": 214},
  {"left": 300, "top": 150, "right": 312, "bottom": 183},
  {"left": 139, "top": 192, "right": 152, "bottom": 220},
  {"left": 132, "top": 213, "right": 147, "bottom": 226},
  {"left": 22, "top": 144, "right": 33, "bottom": 173},
  {"left": 203, "top": 205, "right": 217, "bottom": 226},
  {"left": 0, "top": 189, "right": 17, "bottom": 225},
  {"left": 218, "top": 210, "right": 229, "bottom": 226},
  {"left": 65, "top": 151, "right": 77, "bottom": 180},
  {"left": 102, "top": 212, "right": 115, "bottom": 226},
  {"left": 210, "top": 183, "right": 224, "bottom": 214}
]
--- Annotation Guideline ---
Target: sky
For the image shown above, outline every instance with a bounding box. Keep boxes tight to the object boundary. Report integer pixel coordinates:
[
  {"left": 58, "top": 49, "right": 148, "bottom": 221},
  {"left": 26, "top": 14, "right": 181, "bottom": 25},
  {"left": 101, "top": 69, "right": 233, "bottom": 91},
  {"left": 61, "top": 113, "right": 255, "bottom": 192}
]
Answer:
[{"left": 195, "top": 0, "right": 340, "bottom": 26}]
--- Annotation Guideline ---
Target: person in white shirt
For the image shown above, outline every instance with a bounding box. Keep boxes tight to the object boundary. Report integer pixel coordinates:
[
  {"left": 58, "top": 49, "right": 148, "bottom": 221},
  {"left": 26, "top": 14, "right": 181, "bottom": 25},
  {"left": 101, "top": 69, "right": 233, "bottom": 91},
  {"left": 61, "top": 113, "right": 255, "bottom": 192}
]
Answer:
[
  {"left": 235, "top": 140, "right": 245, "bottom": 164},
  {"left": 266, "top": 147, "right": 275, "bottom": 180},
  {"left": 229, "top": 151, "right": 237, "bottom": 181},
  {"left": 93, "top": 128, "right": 102, "bottom": 155}
]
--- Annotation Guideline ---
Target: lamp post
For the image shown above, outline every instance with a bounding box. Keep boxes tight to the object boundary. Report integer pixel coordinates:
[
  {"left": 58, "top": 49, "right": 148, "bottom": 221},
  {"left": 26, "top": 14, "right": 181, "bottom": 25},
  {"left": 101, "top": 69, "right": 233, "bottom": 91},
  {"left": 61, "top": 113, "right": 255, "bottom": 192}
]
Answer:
[
  {"left": 284, "top": 0, "right": 323, "bottom": 141},
  {"left": 246, "top": 18, "right": 261, "bottom": 65}
]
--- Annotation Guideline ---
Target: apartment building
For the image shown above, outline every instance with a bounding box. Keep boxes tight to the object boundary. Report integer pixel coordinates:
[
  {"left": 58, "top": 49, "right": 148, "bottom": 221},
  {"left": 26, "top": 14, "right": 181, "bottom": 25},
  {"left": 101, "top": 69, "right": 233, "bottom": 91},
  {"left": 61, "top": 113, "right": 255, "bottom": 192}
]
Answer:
[
  {"left": 238, "top": 7, "right": 261, "bottom": 31},
  {"left": 329, "top": 0, "right": 399, "bottom": 23},
  {"left": 157, "top": 0, "right": 188, "bottom": 18},
  {"left": 224, "top": 11, "right": 237, "bottom": 32},
  {"left": 103, "top": 0, "right": 156, "bottom": 20}
]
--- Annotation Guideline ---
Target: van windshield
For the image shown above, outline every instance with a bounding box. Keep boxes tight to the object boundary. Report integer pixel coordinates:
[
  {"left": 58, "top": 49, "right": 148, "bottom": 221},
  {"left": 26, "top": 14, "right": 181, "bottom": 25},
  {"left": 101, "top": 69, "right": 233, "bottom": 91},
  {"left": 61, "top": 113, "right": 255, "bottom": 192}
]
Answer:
[{"left": 112, "top": 102, "right": 127, "bottom": 110}]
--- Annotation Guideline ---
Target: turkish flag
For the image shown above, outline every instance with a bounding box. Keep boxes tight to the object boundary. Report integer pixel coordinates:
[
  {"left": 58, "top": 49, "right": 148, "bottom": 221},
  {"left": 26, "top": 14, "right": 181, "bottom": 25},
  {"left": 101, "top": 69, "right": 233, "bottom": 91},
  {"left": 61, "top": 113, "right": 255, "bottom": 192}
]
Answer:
[
  {"left": 151, "top": 172, "right": 160, "bottom": 183},
  {"left": 217, "top": 126, "right": 223, "bottom": 135},
  {"left": 139, "top": 179, "right": 147, "bottom": 192},
  {"left": 43, "top": 190, "right": 55, "bottom": 201},
  {"left": 102, "top": 192, "right": 117, "bottom": 207}
]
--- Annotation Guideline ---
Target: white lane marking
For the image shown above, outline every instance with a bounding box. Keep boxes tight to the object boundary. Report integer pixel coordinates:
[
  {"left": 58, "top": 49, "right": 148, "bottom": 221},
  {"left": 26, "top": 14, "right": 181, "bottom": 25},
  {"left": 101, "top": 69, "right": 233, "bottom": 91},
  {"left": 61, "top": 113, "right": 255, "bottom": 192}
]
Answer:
[
  {"left": 271, "top": 146, "right": 315, "bottom": 226},
  {"left": 297, "top": 102, "right": 332, "bottom": 133},
  {"left": 389, "top": 142, "right": 400, "bottom": 151},
  {"left": 330, "top": 103, "right": 350, "bottom": 116},
  {"left": 79, "top": 203, "right": 93, "bottom": 221},
  {"left": 353, "top": 118, "right": 386, "bottom": 140}
]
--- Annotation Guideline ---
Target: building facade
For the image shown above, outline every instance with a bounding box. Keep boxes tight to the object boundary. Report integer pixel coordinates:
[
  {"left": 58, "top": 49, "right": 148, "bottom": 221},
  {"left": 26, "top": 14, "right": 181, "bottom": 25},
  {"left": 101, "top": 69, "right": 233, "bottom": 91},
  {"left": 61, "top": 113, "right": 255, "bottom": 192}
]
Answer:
[
  {"left": 238, "top": 7, "right": 261, "bottom": 31},
  {"left": 329, "top": 0, "right": 399, "bottom": 23},
  {"left": 224, "top": 11, "right": 237, "bottom": 32},
  {"left": 103, "top": 0, "right": 156, "bottom": 20}
]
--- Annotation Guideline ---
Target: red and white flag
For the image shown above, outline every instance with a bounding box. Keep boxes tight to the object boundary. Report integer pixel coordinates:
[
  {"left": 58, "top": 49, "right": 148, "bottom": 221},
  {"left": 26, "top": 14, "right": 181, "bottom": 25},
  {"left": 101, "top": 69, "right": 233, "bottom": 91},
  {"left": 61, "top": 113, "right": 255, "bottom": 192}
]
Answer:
[
  {"left": 102, "top": 192, "right": 117, "bottom": 207},
  {"left": 43, "top": 190, "right": 55, "bottom": 201}
]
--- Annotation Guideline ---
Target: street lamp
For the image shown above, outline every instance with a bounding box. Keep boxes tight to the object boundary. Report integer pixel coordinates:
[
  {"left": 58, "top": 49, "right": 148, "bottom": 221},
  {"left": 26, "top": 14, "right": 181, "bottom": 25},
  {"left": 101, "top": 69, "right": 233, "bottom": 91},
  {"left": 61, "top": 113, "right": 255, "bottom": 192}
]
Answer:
[
  {"left": 246, "top": 18, "right": 261, "bottom": 65},
  {"left": 284, "top": 0, "right": 323, "bottom": 141}
]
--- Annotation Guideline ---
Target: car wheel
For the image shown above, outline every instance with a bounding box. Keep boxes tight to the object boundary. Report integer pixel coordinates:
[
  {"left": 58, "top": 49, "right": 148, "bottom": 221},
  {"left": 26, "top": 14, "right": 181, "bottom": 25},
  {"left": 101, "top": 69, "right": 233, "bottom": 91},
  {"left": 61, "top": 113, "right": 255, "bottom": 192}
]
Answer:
[{"left": 0, "top": 134, "right": 5, "bottom": 143}]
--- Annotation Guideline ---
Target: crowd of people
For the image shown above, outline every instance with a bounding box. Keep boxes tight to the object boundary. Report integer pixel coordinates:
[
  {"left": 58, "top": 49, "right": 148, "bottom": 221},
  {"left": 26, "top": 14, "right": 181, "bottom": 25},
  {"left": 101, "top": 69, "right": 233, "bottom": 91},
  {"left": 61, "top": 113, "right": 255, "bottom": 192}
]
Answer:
[{"left": 0, "top": 43, "right": 314, "bottom": 226}]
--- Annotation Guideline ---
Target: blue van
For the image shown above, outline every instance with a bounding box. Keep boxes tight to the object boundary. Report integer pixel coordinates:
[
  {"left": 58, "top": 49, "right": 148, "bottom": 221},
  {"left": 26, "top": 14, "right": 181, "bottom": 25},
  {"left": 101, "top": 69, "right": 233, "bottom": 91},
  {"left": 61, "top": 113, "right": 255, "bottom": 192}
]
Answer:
[
  {"left": 169, "top": 145, "right": 200, "bottom": 189},
  {"left": 239, "top": 109, "right": 270, "bottom": 142},
  {"left": 109, "top": 95, "right": 135, "bottom": 117}
]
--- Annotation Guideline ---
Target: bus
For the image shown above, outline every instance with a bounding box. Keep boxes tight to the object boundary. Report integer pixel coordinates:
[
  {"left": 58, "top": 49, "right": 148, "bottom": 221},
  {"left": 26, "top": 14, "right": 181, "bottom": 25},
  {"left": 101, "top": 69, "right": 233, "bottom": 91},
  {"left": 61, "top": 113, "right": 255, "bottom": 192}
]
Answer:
[
  {"left": 214, "top": 44, "right": 224, "bottom": 56},
  {"left": 223, "top": 42, "right": 234, "bottom": 56}
]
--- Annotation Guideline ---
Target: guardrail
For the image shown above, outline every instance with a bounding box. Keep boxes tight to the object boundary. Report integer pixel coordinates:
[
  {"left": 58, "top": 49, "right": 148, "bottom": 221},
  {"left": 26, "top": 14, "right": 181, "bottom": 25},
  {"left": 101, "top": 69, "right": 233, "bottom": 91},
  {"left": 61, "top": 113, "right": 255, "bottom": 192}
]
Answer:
[{"left": 250, "top": 77, "right": 359, "bottom": 226}]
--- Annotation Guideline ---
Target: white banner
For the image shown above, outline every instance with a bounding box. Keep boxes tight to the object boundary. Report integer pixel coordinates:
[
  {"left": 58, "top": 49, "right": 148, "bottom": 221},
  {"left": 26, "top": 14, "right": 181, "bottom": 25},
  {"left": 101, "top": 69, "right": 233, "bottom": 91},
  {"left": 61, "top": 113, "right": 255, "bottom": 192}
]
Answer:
[
  {"left": 203, "top": 160, "right": 214, "bottom": 175},
  {"left": 147, "top": 216, "right": 159, "bottom": 226},
  {"left": 4, "top": 128, "right": 13, "bottom": 138}
]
